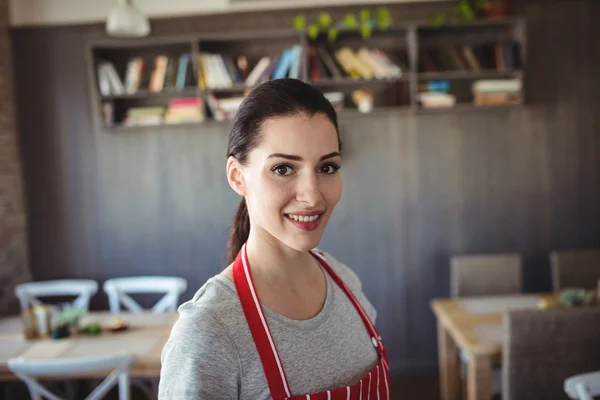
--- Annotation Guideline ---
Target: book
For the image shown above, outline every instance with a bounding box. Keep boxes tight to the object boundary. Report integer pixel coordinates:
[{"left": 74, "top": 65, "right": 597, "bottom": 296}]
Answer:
[
  {"left": 164, "top": 97, "right": 205, "bottom": 124},
  {"left": 149, "top": 55, "right": 168, "bottom": 92},
  {"left": 223, "top": 56, "right": 242, "bottom": 83},
  {"left": 462, "top": 46, "right": 481, "bottom": 71},
  {"left": 99, "top": 62, "right": 125, "bottom": 96},
  {"left": 370, "top": 49, "right": 401, "bottom": 77},
  {"left": 124, "top": 57, "right": 143, "bottom": 94},
  {"left": 245, "top": 56, "right": 271, "bottom": 87},
  {"left": 288, "top": 46, "right": 303, "bottom": 79},
  {"left": 165, "top": 57, "right": 178, "bottom": 90},
  {"left": 316, "top": 47, "right": 343, "bottom": 79},
  {"left": 97, "top": 65, "right": 112, "bottom": 96},
  {"left": 176, "top": 54, "right": 190, "bottom": 91},
  {"left": 272, "top": 48, "right": 294, "bottom": 79},
  {"left": 258, "top": 55, "right": 280, "bottom": 85},
  {"left": 472, "top": 79, "right": 521, "bottom": 94},
  {"left": 336, "top": 48, "right": 363, "bottom": 78}
]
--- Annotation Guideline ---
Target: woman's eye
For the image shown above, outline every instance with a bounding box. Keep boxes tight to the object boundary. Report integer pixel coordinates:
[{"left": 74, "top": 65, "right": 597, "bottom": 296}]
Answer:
[
  {"left": 272, "top": 165, "right": 293, "bottom": 176},
  {"left": 319, "top": 163, "right": 341, "bottom": 174}
]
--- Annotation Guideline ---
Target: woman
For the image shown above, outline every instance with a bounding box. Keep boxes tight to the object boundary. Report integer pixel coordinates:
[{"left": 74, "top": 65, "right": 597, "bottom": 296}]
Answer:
[{"left": 159, "top": 78, "right": 389, "bottom": 399}]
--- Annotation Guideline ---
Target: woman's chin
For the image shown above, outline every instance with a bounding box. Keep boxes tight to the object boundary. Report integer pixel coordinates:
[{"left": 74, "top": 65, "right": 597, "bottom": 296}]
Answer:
[{"left": 284, "top": 233, "right": 323, "bottom": 253}]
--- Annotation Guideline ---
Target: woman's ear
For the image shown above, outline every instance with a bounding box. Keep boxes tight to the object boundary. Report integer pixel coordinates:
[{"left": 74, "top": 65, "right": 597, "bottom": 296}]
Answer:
[{"left": 226, "top": 156, "right": 246, "bottom": 196}]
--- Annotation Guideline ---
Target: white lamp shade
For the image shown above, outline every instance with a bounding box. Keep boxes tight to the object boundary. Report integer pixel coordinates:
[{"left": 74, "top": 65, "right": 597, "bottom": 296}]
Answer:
[{"left": 106, "top": 0, "right": 150, "bottom": 38}]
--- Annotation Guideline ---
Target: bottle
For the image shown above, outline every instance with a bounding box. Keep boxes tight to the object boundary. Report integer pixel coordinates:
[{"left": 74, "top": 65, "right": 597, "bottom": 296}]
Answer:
[{"left": 21, "top": 306, "right": 38, "bottom": 339}]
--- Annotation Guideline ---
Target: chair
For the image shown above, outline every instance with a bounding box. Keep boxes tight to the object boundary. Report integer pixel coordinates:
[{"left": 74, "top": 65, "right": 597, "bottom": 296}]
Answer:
[
  {"left": 503, "top": 307, "right": 600, "bottom": 400},
  {"left": 550, "top": 250, "right": 600, "bottom": 291},
  {"left": 103, "top": 276, "right": 187, "bottom": 313},
  {"left": 565, "top": 371, "right": 600, "bottom": 400},
  {"left": 451, "top": 253, "right": 523, "bottom": 298},
  {"left": 14, "top": 280, "right": 99, "bottom": 311},
  {"left": 450, "top": 254, "right": 522, "bottom": 398},
  {"left": 7, "top": 353, "right": 134, "bottom": 400}
]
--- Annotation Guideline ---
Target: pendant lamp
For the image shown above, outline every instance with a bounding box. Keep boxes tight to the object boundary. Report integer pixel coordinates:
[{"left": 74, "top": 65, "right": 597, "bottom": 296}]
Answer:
[{"left": 106, "top": 0, "right": 151, "bottom": 38}]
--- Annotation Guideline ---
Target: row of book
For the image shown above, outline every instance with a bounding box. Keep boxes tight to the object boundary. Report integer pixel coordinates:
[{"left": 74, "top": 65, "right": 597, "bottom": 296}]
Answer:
[
  {"left": 98, "top": 55, "right": 196, "bottom": 97},
  {"left": 309, "top": 46, "right": 407, "bottom": 81},
  {"left": 198, "top": 45, "right": 304, "bottom": 89},
  {"left": 419, "top": 42, "right": 521, "bottom": 73},
  {"left": 417, "top": 78, "right": 522, "bottom": 108}
]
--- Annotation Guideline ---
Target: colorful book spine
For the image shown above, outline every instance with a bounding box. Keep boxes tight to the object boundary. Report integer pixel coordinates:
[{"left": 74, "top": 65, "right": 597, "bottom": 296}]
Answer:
[
  {"left": 176, "top": 54, "right": 190, "bottom": 91},
  {"left": 272, "top": 48, "right": 294, "bottom": 79}
]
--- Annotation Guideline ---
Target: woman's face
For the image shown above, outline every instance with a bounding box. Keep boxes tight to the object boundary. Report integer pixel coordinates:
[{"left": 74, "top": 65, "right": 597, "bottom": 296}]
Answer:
[{"left": 237, "top": 113, "right": 342, "bottom": 253}]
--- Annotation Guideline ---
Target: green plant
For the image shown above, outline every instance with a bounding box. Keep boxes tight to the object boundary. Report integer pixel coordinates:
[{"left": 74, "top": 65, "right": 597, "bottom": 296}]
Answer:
[
  {"left": 294, "top": 7, "right": 392, "bottom": 41},
  {"left": 56, "top": 307, "right": 85, "bottom": 327},
  {"left": 559, "top": 288, "right": 587, "bottom": 308},
  {"left": 430, "top": 0, "right": 489, "bottom": 27}
]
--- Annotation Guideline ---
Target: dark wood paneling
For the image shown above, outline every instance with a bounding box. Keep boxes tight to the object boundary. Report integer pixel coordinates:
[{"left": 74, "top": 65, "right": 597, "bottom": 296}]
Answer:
[{"left": 10, "top": 0, "right": 600, "bottom": 377}]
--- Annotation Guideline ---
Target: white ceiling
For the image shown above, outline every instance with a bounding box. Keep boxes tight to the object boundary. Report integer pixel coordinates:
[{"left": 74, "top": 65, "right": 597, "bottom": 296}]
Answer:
[{"left": 9, "top": 0, "right": 443, "bottom": 27}]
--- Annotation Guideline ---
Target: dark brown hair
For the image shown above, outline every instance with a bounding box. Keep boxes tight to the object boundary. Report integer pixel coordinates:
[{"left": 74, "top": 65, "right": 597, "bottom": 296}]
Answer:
[{"left": 226, "top": 78, "right": 340, "bottom": 264}]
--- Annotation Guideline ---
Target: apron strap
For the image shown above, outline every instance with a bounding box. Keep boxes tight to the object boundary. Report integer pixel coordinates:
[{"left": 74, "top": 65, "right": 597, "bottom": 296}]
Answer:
[
  {"left": 233, "top": 244, "right": 292, "bottom": 399},
  {"left": 311, "top": 251, "right": 389, "bottom": 365}
]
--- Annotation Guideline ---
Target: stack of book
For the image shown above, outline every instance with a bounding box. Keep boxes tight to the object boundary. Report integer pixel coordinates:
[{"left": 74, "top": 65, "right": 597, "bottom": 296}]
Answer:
[
  {"left": 308, "top": 46, "right": 407, "bottom": 81},
  {"left": 197, "top": 44, "right": 304, "bottom": 90},
  {"left": 419, "top": 42, "right": 521, "bottom": 73},
  {"left": 205, "top": 93, "right": 246, "bottom": 121},
  {"left": 472, "top": 79, "right": 522, "bottom": 106},
  {"left": 124, "top": 107, "right": 165, "bottom": 127},
  {"left": 164, "top": 98, "right": 205, "bottom": 124},
  {"left": 417, "top": 80, "right": 456, "bottom": 108}
]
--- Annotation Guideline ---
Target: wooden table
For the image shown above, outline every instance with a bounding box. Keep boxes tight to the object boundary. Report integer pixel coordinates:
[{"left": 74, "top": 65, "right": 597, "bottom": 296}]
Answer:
[
  {"left": 431, "top": 293, "right": 555, "bottom": 400},
  {"left": 0, "top": 311, "right": 178, "bottom": 380}
]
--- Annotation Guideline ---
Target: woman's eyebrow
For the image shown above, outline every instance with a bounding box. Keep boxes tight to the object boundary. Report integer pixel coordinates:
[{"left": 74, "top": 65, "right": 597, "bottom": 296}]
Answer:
[{"left": 265, "top": 152, "right": 341, "bottom": 162}]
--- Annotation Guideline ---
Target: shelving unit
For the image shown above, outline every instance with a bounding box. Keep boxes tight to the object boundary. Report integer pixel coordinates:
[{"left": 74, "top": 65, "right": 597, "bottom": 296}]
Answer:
[{"left": 87, "top": 18, "right": 526, "bottom": 132}]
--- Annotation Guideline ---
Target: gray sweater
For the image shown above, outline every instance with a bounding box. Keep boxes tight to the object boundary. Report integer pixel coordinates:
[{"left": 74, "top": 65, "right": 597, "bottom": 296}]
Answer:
[{"left": 158, "top": 251, "right": 379, "bottom": 399}]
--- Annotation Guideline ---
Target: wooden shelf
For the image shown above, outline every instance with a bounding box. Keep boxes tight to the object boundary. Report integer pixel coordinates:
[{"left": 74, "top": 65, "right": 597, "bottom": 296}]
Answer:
[
  {"left": 101, "top": 88, "right": 198, "bottom": 101},
  {"left": 418, "top": 102, "right": 522, "bottom": 114},
  {"left": 418, "top": 69, "right": 523, "bottom": 81},
  {"left": 89, "top": 17, "right": 527, "bottom": 132},
  {"left": 416, "top": 17, "right": 524, "bottom": 31},
  {"left": 200, "top": 83, "right": 249, "bottom": 94},
  {"left": 107, "top": 120, "right": 223, "bottom": 132},
  {"left": 311, "top": 76, "right": 411, "bottom": 86}
]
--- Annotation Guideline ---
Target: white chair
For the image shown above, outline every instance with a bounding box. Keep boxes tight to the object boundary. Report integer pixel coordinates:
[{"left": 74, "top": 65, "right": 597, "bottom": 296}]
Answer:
[
  {"left": 103, "top": 276, "right": 187, "bottom": 313},
  {"left": 565, "top": 371, "right": 600, "bottom": 400},
  {"left": 7, "top": 353, "right": 134, "bottom": 400},
  {"left": 14, "top": 280, "right": 99, "bottom": 311}
]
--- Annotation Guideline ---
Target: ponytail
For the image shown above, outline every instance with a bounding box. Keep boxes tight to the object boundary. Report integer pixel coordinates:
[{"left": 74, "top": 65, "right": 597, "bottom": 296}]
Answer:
[{"left": 227, "top": 198, "right": 250, "bottom": 264}]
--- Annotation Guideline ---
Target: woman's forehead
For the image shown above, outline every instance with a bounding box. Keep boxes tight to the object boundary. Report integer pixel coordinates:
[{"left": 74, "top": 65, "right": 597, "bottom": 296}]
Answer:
[{"left": 256, "top": 114, "right": 339, "bottom": 155}]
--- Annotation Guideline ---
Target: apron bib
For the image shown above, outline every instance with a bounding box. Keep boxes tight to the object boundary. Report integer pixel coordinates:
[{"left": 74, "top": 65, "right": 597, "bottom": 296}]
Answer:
[{"left": 233, "top": 243, "right": 390, "bottom": 399}]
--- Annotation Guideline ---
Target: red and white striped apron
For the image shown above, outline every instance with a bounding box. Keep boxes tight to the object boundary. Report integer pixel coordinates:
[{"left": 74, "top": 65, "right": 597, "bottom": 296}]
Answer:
[{"left": 233, "top": 243, "right": 390, "bottom": 400}]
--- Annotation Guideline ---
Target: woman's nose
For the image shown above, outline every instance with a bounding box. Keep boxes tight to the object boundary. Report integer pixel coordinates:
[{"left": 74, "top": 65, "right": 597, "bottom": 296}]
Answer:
[{"left": 295, "top": 173, "right": 323, "bottom": 207}]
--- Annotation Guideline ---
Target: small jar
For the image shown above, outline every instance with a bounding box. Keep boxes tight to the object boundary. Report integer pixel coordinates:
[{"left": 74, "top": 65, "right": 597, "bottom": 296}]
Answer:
[
  {"left": 32, "top": 305, "right": 53, "bottom": 338},
  {"left": 21, "top": 307, "right": 38, "bottom": 339}
]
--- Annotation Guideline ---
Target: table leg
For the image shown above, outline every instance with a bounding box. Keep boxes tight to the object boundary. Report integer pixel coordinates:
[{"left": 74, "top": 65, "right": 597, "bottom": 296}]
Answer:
[
  {"left": 437, "top": 321, "right": 461, "bottom": 400},
  {"left": 467, "top": 354, "right": 492, "bottom": 400}
]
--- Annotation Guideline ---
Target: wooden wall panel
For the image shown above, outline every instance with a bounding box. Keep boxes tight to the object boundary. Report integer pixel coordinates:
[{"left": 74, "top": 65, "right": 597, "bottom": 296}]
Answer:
[{"left": 10, "top": 0, "right": 600, "bottom": 377}]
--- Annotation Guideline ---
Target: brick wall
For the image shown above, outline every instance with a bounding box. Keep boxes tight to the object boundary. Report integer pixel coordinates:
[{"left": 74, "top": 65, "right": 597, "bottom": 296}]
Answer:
[{"left": 0, "top": 0, "right": 31, "bottom": 314}]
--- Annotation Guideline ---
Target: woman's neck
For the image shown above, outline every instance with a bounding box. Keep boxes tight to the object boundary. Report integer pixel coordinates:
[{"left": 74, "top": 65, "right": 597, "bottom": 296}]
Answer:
[{"left": 245, "top": 228, "right": 321, "bottom": 291}]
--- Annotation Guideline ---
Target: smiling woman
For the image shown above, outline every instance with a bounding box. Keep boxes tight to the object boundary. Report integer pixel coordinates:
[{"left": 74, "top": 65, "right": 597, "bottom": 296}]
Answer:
[{"left": 159, "top": 79, "right": 390, "bottom": 400}]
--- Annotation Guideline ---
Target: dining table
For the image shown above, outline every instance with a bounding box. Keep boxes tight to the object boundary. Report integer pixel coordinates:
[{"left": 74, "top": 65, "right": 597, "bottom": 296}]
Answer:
[
  {"left": 0, "top": 311, "right": 178, "bottom": 380},
  {"left": 430, "top": 293, "right": 556, "bottom": 400}
]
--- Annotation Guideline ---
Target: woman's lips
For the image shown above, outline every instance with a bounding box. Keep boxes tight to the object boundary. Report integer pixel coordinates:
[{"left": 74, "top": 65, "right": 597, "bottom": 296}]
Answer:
[{"left": 284, "top": 211, "right": 324, "bottom": 231}]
